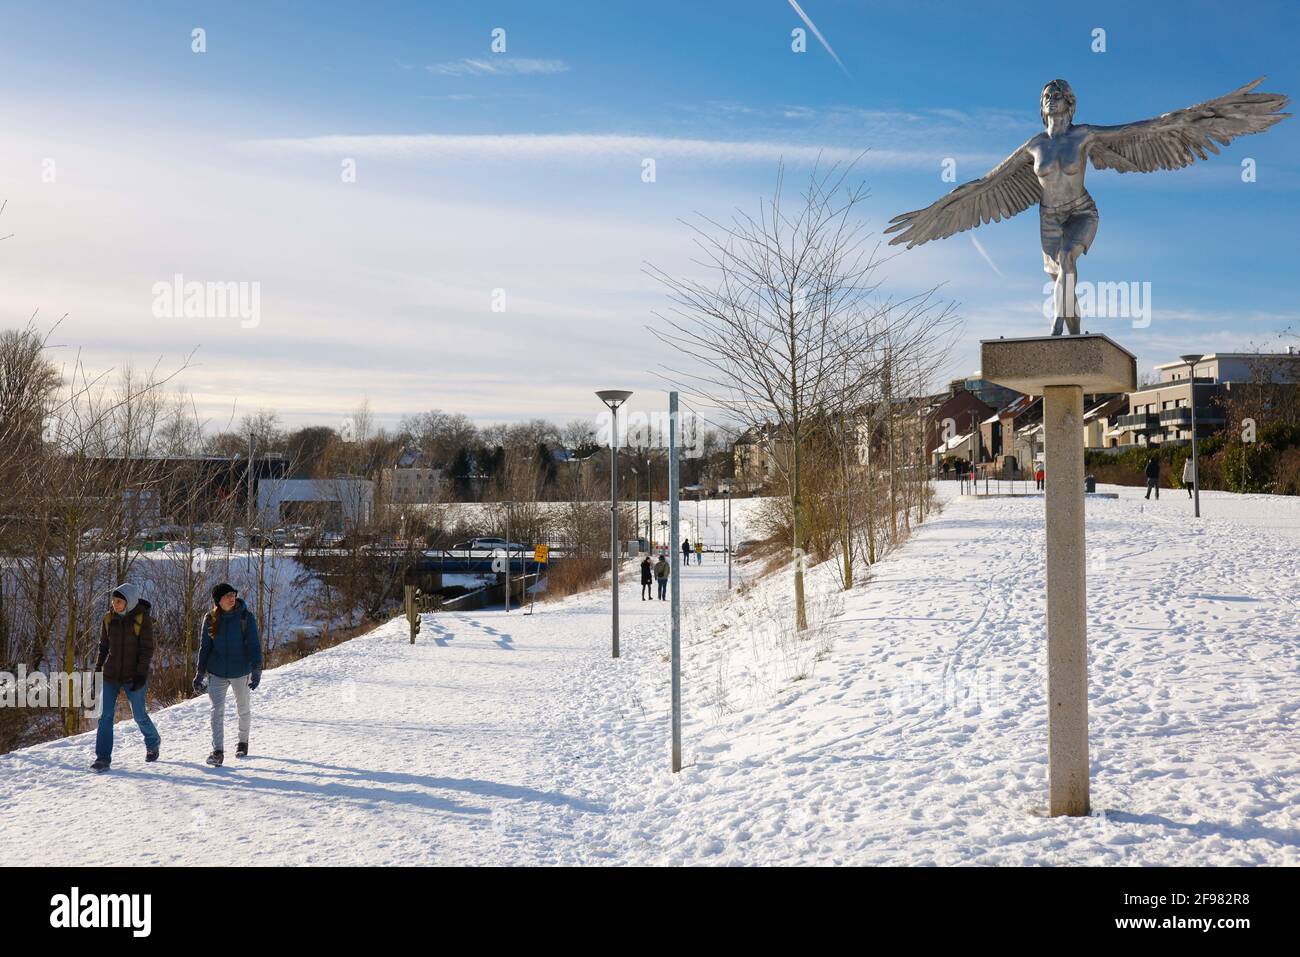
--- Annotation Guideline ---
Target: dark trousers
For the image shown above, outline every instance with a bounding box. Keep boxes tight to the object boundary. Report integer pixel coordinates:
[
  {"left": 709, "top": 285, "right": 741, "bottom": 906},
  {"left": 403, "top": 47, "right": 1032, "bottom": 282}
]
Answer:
[
  {"left": 1145, "top": 477, "right": 1159, "bottom": 499},
  {"left": 657, "top": 579, "right": 667, "bottom": 600},
  {"left": 641, "top": 582, "right": 652, "bottom": 599},
  {"left": 1187, "top": 484, "right": 1194, "bottom": 498}
]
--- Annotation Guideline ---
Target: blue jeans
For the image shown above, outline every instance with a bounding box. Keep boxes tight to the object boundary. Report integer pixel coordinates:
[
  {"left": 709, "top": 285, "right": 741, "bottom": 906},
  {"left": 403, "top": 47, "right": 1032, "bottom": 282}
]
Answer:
[
  {"left": 657, "top": 579, "right": 667, "bottom": 600},
  {"left": 95, "top": 679, "right": 161, "bottom": 762}
]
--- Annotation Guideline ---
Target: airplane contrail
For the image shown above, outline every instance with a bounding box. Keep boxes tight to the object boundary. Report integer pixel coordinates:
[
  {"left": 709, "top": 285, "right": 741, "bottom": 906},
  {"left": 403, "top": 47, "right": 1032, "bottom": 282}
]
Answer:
[
  {"left": 970, "top": 235, "right": 1004, "bottom": 277},
  {"left": 787, "top": 0, "right": 851, "bottom": 77}
]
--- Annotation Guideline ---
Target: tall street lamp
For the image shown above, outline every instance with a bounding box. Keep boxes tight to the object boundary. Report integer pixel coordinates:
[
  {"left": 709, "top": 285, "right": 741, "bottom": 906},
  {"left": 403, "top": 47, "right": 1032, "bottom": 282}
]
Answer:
[
  {"left": 596, "top": 390, "right": 632, "bottom": 658},
  {"left": 1181, "top": 354, "right": 1204, "bottom": 518}
]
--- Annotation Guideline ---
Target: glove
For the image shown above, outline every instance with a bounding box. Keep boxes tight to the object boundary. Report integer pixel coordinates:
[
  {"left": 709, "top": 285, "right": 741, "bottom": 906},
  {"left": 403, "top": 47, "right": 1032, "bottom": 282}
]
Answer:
[
  {"left": 193, "top": 673, "right": 207, "bottom": 693},
  {"left": 129, "top": 675, "right": 147, "bottom": 692},
  {"left": 248, "top": 670, "right": 261, "bottom": 691}
]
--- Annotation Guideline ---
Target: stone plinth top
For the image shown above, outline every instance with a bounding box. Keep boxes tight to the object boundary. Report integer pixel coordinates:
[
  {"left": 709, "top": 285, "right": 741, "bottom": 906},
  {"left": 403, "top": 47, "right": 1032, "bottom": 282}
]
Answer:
[{"left": 979, "top": 334, "right": 1137, "bottom": 395}]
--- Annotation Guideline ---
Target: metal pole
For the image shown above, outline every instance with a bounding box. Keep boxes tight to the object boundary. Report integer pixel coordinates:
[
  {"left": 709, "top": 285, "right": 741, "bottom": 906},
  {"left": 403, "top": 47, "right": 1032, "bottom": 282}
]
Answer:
[
  {"left": 726, "top": 490, "right": 732, "bottom": 589},
  {"left": 669, "top": 391, "right": 682, "bottom": 772},
  {"left": 504, "top": 503, "right": 511, "bottom": 613},
  {"left": 246, "top": 431, "right": 255, "bottom": 533},
  {"left": 1190, "top": 372, "right": 1201, "bottom": 519},
  {"left": 610, "top": 420, "right": 619, "bottom": 657}
]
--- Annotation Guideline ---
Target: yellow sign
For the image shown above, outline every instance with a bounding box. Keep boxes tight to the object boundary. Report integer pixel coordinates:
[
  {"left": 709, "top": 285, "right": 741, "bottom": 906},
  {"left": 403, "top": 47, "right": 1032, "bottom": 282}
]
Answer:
[{"left": 533, "top": 544, "right": 549, "bottom": 564}]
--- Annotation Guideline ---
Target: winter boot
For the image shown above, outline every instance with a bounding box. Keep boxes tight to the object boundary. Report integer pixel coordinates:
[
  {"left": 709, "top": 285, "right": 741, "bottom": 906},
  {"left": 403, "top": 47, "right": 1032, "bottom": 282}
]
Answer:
[
  {"left": 91, "top": 758, "right": 111, "bottom": 773},
  {"left": 236, "top": 741, "right": 248, "bottom": 758},
  {"left": 146, "top": 743, "right": 160, "bottom": 762},
  {"left": 206, "top": 749, "right": 224, "bottom": 767}
]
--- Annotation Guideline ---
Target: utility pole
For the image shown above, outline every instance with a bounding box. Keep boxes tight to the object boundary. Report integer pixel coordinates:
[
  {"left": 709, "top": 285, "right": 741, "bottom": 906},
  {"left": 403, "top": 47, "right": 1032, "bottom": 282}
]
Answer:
[{"left": 669, "top": 391, "right": 682, "bottom": 772}]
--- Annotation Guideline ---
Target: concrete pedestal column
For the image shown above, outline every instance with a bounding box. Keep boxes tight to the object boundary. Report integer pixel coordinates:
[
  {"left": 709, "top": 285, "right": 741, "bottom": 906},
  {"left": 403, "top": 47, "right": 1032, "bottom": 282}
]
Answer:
[
  {"left": 980, "top": 334, "right": 1136, "bottom": 818},
  {"left": 1043, "top": 385, "right": 1089, "bottom": 817}
]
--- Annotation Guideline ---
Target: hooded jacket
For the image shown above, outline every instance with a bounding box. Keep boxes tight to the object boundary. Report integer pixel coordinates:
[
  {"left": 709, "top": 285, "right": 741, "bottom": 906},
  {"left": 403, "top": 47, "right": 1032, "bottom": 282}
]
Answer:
[
  {"left": 640, "top": 558, "right": 653, "bottom": 584},
  {"left": 654, "top": 558, "right": 670, "bottom": 580},
  {"left": 95, "top": 583, "right": 155, "bottom": 685},
  {"left": 197, "top": 597, "right": 263, "bottom": 679}
]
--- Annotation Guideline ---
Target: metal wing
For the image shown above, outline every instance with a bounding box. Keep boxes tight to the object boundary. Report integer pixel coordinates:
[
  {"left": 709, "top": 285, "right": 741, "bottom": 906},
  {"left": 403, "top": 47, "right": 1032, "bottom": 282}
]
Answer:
[
  {"left": 1088, "top": 77, "right": 1290, "bottom": 173},
  {"left": 885, "top": 140, "right": 1040, "bottom": 248}
]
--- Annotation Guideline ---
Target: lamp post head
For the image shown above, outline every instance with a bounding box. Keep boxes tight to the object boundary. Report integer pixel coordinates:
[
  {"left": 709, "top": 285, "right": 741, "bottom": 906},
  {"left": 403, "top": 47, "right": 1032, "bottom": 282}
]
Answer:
[{"left": 595, "top": 389, "right": 633, "bottom": 410}]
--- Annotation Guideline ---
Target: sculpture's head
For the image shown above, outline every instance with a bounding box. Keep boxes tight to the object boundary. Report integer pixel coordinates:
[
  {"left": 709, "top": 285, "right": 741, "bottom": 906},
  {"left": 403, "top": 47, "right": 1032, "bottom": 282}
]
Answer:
[{"left": 1040, "top": 79, "right": 1076, "bottom": 127}]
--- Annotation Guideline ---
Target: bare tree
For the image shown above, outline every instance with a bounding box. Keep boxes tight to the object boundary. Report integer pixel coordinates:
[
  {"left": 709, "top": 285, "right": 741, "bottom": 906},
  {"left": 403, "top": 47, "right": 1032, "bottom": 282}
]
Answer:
[{"left": 649, "top": 162, "right": 956, "bottom": 629}]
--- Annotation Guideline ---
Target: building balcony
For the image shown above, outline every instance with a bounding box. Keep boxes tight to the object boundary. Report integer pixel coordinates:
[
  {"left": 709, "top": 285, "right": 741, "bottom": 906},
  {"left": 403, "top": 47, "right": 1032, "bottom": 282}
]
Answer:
[{"left": 1117, "top": 413, "right": 1159, "bottom": 431}]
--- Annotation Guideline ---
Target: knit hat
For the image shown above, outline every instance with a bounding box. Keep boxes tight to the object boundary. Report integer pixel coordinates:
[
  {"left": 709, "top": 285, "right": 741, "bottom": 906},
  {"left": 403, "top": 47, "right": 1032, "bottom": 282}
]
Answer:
[{"left": 212, "top": 582, "right": 237, "bottom": 605}]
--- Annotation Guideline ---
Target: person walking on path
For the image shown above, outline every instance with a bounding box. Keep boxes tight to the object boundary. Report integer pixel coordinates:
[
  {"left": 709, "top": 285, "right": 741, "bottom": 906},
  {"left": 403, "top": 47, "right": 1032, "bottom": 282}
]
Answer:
[
  {"left": 1144, "top": 457, "right": 1161, "bottom": 500},
  {"left": 695, "top": 540, "right": 703, "bottom": 565},
  {"left": 91, "top": 583, "right": 161, "bottom": 772},
  {"left": 194, "top": 583, "right": 263, "bottom": 767},
  {"left": 681, "top": 538, "right": 691, "bottom": 567},
  {"left": 1035, "top": 465, "right": 1045, "bottom": 491},
  {"left": 640, "top": 555, "right": 653, "bottom": 600},
  {"left": 1182, "top": 456, "right": 1196, "bottom": 498},
  {"left": 654, "top": 554, "right": 670, "bottom": 600}
]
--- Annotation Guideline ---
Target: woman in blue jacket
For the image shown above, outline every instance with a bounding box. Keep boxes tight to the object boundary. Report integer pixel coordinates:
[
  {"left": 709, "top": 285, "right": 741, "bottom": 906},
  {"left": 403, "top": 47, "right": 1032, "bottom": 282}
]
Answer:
[{"left": 194, "top": 583, "right": 263, "bottom": 766}]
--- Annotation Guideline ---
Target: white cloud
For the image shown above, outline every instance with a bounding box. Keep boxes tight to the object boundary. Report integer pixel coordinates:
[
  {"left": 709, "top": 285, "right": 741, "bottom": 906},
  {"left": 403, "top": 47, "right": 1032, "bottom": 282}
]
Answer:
[
  {"left": 425, "top": 58, "right": 569, "bottom": 77},
  {"left": 236, "top": 131, "right": 989, "bottom": 170}
]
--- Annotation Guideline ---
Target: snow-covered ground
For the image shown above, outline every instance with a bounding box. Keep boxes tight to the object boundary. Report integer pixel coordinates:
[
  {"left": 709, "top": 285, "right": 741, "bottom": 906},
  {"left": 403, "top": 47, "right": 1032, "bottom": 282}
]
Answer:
[{"left": 1, "top": 486, "right": 1295, "bottom": 865}]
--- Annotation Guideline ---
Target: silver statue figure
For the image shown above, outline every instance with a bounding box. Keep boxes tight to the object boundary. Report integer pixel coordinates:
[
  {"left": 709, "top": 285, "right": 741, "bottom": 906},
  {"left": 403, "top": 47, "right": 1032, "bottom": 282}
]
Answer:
[{"left": 886, "top": 78, "right": 1289, "bottom": 335}]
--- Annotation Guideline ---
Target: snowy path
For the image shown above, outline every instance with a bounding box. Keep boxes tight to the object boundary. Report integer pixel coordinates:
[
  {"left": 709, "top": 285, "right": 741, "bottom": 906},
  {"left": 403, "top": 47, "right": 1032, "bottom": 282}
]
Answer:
[
  {"left": 1, "top": 488, "right": 1297, "bottom": 865},
  {"left": 0, "top": 548, "right": 734, "bottom": 866}
]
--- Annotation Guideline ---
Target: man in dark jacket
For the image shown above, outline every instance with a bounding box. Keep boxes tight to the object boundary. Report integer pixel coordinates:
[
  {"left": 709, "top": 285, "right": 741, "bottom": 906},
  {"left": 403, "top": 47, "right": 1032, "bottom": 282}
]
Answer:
[
  {"left": 91, "top": 583, "right": 161, "bottom": 772},
  {"left": 681, "top": 538, "right": 691, "bottom": 566},
  {"left": 194, "top": 583, "right": 262, "bottom": 766},
  {"left": 1144, "top": 457, "right": 1160, "bottom": 500},
  {"left": 640, "top": 555, "right": 653, "bottom": 600}
]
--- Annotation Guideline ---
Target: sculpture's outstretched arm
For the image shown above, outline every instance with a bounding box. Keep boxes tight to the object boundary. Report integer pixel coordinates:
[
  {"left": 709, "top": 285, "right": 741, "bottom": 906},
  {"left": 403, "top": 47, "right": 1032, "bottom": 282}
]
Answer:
[
  {"left": 1087, "top": 77, "right": 1290, "bottom": 173},
  {"left": 885, "top": 140, "right": 1041, "bottom": 248}
]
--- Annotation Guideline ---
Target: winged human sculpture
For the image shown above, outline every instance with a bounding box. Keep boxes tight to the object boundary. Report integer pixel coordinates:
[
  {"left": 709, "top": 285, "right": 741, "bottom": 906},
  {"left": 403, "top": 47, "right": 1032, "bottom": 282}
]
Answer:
[{"left": 885, "top": 78, "right": 1289, "bottom": 335}]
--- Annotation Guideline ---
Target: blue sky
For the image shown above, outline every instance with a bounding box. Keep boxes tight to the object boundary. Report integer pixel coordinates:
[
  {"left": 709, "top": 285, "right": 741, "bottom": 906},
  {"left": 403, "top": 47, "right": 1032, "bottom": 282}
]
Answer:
[{"left": 2, "top": 0, "right": 1297, "bottom": 431}]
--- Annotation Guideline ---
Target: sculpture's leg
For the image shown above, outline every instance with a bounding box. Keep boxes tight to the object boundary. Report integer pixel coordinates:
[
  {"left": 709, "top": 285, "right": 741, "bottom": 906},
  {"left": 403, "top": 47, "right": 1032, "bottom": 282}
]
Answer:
[
  {"left": 1044, "top": 253, "right": 1065, "bottom": 336},
  {"left": 1054, "top": 249, "right": 1082, "bottom": 336}
]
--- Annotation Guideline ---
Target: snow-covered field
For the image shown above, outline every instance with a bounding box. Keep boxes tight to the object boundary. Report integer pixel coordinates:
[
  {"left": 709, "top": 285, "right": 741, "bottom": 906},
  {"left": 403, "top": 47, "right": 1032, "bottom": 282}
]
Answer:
[{"left": 1, "top": 486, "right": 1296, "bottom": 865}]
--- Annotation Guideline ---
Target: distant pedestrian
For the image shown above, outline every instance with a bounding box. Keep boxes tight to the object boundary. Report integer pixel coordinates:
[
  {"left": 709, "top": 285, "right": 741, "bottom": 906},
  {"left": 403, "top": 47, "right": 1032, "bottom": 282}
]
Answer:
[
  {"left": 654, "top": 554, "right": 670, "bottom": 600},
  {"left": 195, "top": 583, "right": 263, "bottom": 767},
  {"left": 695, "top": 540, "right": 703, "bottom": 565},
  {"left": 1035, "top": 465, "right": 1045, "bottom": 491},
  {"left": 1182, "top": 457, "right": 1195, "bottom": 498},
  {"left": 1144, "top": 457, "right": 1160, "bottom": 500},
  {"left": 681, "top": 538, "right": 691, "bottom": 565},
  {"left": 640, "top": 555, "right": 653, "bottom": 600},
  {"left": 91, "top": 583, "right": 161, "bottom": 772}
]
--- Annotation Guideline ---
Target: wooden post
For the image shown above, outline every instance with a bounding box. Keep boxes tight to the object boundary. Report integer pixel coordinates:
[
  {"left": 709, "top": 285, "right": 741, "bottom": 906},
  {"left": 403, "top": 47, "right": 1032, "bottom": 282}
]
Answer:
[{"left": 404, "top": 584, "right": 419, "bottom": 644}]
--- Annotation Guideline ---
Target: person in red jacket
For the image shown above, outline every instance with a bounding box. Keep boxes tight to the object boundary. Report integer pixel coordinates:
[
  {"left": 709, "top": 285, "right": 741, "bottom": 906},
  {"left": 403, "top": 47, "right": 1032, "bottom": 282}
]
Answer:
[
  {"left": 91, "top": 583, "right": 160, "bottom": 772},
  {"left": 1035, "top": 465, "right": 1045, "bottom": 491}
]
